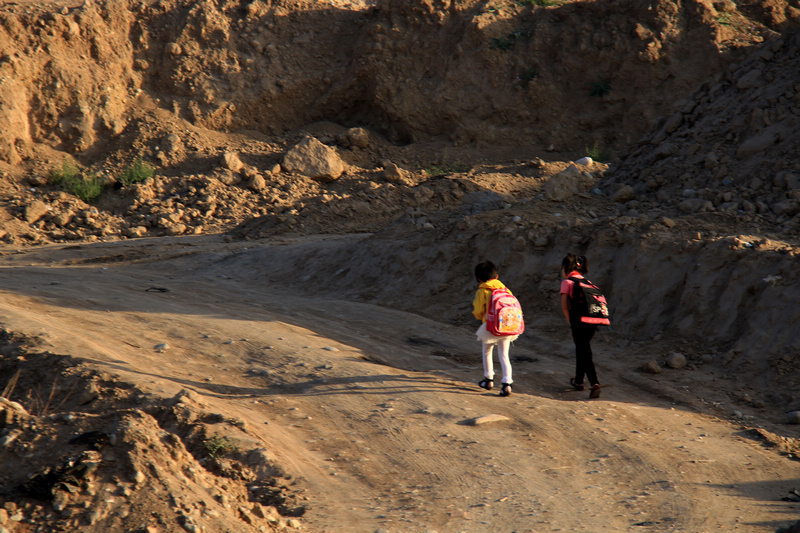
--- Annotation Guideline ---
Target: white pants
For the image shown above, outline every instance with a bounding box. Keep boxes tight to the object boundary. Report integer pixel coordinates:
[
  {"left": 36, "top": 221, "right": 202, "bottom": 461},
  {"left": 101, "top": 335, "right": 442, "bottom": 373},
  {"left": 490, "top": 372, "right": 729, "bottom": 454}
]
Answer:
[
  {"left": 482, "top": 339, "right": 513, "bottom": 384},
  {"left": 476, "top": 323, "right": 515, "bottom": 384}
]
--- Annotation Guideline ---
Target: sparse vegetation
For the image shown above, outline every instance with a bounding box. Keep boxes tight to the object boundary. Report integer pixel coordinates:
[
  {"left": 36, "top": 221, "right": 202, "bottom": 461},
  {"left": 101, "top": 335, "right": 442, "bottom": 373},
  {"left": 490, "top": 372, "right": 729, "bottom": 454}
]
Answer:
[
  {"left": 204, "top": 434, "right": 239, "bottom": 459},
  {"left": 424, "top": 161, "right": 470, "bottom": 178},
  {"left": 585, "top": 141, "right": 613, "bottom": 163},
  {"left": 65, "top": 169, "right": 105, "bottom": 204},
  {"left": 48, "top": 159, "right": 105, "bottom": 203},
  {"left": 48, "top": 158, "right": 80, "bottom": 186},
  {"left": 119, "top": 157, "right": 155, "bottom": 187}
]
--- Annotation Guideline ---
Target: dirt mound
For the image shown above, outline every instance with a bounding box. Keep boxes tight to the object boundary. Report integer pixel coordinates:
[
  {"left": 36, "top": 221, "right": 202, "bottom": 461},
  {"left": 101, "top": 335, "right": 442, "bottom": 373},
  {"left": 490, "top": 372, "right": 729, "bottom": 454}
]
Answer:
[
  {"left": 1, "top": 0, "right": 797, "bottom": 163},
  {"left": 0, "top": 331, "right": 304, "bottom": 532},
  {"left": 602, "top": 22, "right": 800, "bottom": 233}
]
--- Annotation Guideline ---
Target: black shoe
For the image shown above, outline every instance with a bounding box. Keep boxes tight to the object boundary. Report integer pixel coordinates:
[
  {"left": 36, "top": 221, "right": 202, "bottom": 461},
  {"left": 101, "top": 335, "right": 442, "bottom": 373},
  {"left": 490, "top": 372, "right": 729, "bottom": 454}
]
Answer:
[
  {"left": 570, "top": 378, "right": 585, "bottom": 391},
  {"left": 500, "top": 383, "right": 512, "bottom": 397},
  {"left": 589, "top": 384, "right": 601, "bottom": 399},
  {"left": 478, "top": 378, "right": 493, "bottom": 391}
]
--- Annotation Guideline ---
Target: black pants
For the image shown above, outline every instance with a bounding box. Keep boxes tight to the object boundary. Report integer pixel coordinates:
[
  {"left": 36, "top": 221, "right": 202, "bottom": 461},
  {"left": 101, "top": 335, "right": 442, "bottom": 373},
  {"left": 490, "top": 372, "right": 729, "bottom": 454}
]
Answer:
[{"left": 571, "top": 321, "right": 598, "bottom": 386}]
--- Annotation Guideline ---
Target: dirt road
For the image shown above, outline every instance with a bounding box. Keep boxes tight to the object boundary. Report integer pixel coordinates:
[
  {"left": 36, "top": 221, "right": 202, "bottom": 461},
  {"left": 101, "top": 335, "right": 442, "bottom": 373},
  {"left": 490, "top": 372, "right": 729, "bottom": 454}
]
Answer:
[{"left": 0, "top": 236, "right": 798, "bottom": 532}]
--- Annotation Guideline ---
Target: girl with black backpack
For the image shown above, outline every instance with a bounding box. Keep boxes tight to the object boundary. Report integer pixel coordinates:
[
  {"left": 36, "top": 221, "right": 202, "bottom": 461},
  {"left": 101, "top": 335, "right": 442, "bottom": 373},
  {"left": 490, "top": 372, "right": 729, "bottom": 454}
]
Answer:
[{"left": 560, "top": 253, "right": 608, "bottom": 399}]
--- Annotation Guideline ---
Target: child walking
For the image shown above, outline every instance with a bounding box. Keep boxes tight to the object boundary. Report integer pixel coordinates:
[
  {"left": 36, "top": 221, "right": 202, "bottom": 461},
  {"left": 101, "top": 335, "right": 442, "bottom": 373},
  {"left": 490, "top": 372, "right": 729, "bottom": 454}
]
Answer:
[
  {"left": 560, "top": 253, "right": 603, "bottom": 399},
  {"left": 472, "top": 261, "right": 520, "bottom": 397}
]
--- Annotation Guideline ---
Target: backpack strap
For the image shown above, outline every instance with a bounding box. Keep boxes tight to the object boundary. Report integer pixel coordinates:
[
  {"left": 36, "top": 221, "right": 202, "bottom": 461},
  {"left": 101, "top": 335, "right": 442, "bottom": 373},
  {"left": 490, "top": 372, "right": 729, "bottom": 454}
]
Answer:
[{"left": 566, "top": 276, "right": 583, "bottom": 300}]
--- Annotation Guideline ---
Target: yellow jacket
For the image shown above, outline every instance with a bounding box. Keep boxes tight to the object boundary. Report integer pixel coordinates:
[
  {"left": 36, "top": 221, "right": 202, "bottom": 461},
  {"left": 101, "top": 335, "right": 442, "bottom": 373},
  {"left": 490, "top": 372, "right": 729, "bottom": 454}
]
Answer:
[{"left": 473, "top": 279, "right": 510, "bottom": 322}]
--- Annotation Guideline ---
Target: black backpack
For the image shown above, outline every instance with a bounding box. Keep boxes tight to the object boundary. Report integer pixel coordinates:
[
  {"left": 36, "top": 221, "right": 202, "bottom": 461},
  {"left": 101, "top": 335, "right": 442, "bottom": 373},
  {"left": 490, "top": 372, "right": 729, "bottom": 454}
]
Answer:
[{"left": 568, "top": 276, "right": 611, "bottom": 325}]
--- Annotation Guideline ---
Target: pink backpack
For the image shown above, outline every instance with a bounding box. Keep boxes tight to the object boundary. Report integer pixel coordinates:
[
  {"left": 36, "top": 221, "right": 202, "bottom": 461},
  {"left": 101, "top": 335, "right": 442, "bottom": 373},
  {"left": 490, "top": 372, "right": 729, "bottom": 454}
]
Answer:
[{"left": 485, "top": 289, "right": 525, "bottom": 336}]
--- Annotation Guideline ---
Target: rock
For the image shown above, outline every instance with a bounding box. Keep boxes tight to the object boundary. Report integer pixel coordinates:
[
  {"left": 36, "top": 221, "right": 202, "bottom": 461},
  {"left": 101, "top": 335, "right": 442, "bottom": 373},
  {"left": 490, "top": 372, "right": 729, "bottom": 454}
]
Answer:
[
  {"left": 653, "top": 142, "right": 676, "bottom": 160},
  {"left": 165, "top": 42, "right": 182, "bottom": 56},
  {"left": 465, "top": 414, "right": 510, "bottom": 425},
  {"left": 543, "top": 164, "right": 595, "bottom": 201},
  {"left": 282, "top": 136, "right": 346, "bottom": 182},
  {"left": 612, "top": 185, "right": 635, "bottom": 203},
  {"left": 382, "top": 161, "right": 408, "bottom": 183},
  {"left": 736, "top": 69, "right": 763, "bottom": 90},
  {"left": 664, "top": 112, "right": 683, "bottom": 133},
  {"left": 786, "top": 411, "right": 800, "bottom": 424},
  {"left": 221, "top": 151, "right": 244, "bottom": 173},
  {"left": 574, "top": 156, "right": 593, "bottom": 166},
  {"left": 162, "top": 133, "right": 183, "bottom": 156},
  {"left": 642, "top": 359, "right": 662, "bottom": 374},
  {"left": 666, "top": 352, "right": 687, "bottom": 369},
  {"left": 77, "top": 382, "right": 100, "bottom": 405},
  {"left": 345, "top": 127, "right": 370, "bottom": 148},
  {"left": 736, "top": 128, "right": 778, "bottom": 159},
  {"left": 773, "top": 199, "right": 800, "bottom": 216},
  {"left": 660, "top": 216, "right": 676, "bottom": 228},
  {"left": 248, "top": 174, "right": 266, "bottom": 192},
  {"left": 678, "top": 198, "right": 713, "bottom": 213},
  {"left": 24, "top": 200, "right": 50, "bottom": 223},
  {"left": 460, "top": 191, "right": 507, "bottom": 213}
]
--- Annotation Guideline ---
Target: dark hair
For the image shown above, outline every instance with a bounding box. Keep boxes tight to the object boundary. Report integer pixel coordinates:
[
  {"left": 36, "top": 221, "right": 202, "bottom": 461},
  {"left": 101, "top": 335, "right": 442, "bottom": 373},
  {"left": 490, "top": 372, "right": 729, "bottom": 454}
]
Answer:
[
  {"left": 561, "top": 253, "right": 579, "bottom": 274},
  {"left": 475, "top": 261, "right": 498, "bottom": 283},
  {"left": 562, "top": 253, "right": 590, "bottom": 274}
]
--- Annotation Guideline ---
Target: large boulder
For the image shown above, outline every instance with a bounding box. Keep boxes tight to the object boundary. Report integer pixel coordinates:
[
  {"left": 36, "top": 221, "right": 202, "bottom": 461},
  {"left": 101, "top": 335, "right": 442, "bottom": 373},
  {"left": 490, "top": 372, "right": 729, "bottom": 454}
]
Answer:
[
  {"left": 282, "top": 136, "right": 346, "bottom": 182},
  {"left": 543, "top": 164, "right": 595, "bottom": 201}
]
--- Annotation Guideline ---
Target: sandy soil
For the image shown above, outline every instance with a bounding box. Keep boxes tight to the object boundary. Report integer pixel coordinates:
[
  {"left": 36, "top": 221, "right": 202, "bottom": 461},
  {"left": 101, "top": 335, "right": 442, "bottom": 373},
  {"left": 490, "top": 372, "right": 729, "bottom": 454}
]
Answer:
[
  {"left": 1, "top": 0, "right": 800, "bottom": 532},
  {"left": 1, "top": 236, "right": 799, "bottom": 533}
]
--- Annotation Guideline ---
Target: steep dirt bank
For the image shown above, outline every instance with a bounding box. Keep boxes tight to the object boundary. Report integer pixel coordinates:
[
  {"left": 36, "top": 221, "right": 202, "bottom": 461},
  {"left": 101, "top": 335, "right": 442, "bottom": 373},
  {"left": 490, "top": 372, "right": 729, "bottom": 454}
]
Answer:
[
  {"left": 602, "top": 23, "right": 800, "bottom": 234},
  {"left": 211, "top": 206, "right": 800, "bottom": 414},
  {"left": 2, "top": 0, "right": 799, "bottom": 169}
]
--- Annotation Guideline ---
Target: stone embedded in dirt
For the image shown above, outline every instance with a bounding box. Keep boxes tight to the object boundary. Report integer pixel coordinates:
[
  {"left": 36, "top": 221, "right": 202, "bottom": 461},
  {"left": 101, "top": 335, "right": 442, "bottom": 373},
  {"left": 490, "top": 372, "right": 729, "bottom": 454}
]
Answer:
[
  {"left": 24, "top": 201, "right": 49, "bottom": 223},
  {"left": 660, "top": 216, "right": 676, "bottom": 228},
  {"left": 221, "top": 151, "right": 244, "bottom": 173},
  {"left": 345, "top": 127, "right": 370, "bottom": 149},
  {"left": 282, "top": 136, "right": 346, "bottom": 182},
  {"left": 736, "top": 127, "right": 779, "bottom": 159},
  {"left": 678, "top": 198, "right": 713, "bottom": 213},
  {"left": 773, "top": 199, "right": 800, "bottom": 216},
  {"left": 466, "top": 414, "right": 510, "bottom": 425},
  {"left": 642, "top": 359, "right": 662, "bottom": 374},
  {"left": 544, "top": 164, "right": 595, "bottom": 201},
  {"left": 666, "top": 352, "right": 687, "bottom": 369},
  {"left": 248, "top": 174, "right": 267, "bottom": 192},
  {"left": 786, "top": 411, "right": 800, "bottom": 424},
  {"left": 382, "top": 161, "right": 408, "bottom": 184},
  {"left": 611, "top": 185, "right": 635, "bottom": 203},
  {"left": 460, "top": 190, "right": 507, "bottom": 213}
]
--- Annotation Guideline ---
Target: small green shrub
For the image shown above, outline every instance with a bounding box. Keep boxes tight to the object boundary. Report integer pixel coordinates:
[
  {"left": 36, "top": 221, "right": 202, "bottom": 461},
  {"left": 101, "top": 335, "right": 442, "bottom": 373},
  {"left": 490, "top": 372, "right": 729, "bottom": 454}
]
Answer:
[
  {"left": 119, "top": 157, "right": 155, "bottom": 187},
  {"left": 204, "top": 434, "right": 239, "bottom": 459},
  {"left": 64, "top": 170, "right": 104, "bottom": 204},
  {"left": 715, "top": 13, "right": 734, "bottom": 26},
  {"left": 48, "top": 158, "right": 80, "bottom": 186},
  {"left": 425, "top": 161, "right": 470, "bottom": 178},
  {"left": 585, "top": 141, "right": 613, "bottom": 163}
]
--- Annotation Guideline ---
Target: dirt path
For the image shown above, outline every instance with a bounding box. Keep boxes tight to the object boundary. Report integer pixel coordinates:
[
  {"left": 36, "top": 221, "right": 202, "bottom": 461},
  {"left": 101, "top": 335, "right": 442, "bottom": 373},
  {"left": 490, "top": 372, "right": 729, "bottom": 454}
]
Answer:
[{"left": 0, "top": 236, "right": 798, "bottom": 532}]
